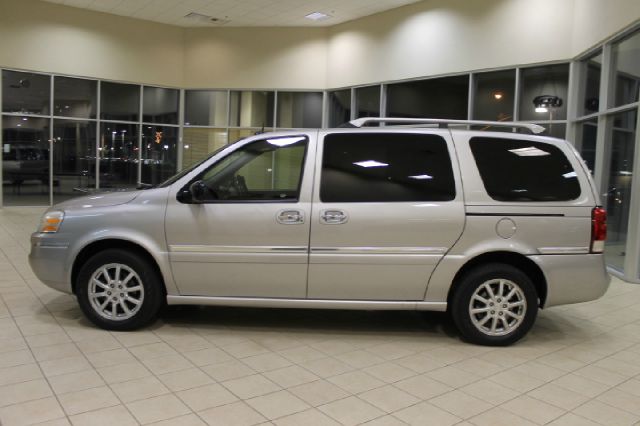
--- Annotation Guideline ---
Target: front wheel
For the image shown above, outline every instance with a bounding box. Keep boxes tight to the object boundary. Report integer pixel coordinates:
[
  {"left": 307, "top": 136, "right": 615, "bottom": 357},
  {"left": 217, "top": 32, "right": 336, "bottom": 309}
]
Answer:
[
  {"left": 450, "top": 263, "right": 538, "bottom": 346},
  {"left": 76, "top": 249, "right": 164, "bottom": 331}
]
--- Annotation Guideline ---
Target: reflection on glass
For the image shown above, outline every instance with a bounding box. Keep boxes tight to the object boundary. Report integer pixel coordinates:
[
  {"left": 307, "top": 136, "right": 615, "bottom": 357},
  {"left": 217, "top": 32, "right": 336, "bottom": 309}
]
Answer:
[
  {"left": 182, "top": 128, "right": 228, "bottom": 168},
  {"left": 612, "top": 30, "right": 640, "bottom": 108},
  {"left": 276, "top": 92, "right": 323, "bottom": 128},
  {"left": 577, "top": 120, "right": 598, "bottom": 173},
  {"left": 185, "top": 90, "right": 228, "bottom": 126},
  {"left": 328, "top": 90, "right": 351, "bottom": 127},
  {"left": 100, "top": 82, "right": 140, "bottom": 121},
  {"left": 534, "top": 123, "right": 566, "bottom": 139},
  {"left": 473, "top": 70, "right": 515, "bottom": 121},
  {"left": 143, "top": 87, "right": 179, "bottom": 124},
  {"left": 2, "top": 116, "right": 50, "bottom": 206},
  {"left": 54, "top": 77, "right": 97, "bottom": 119},
  {"left": 229, "top": 91, "right": 274, "bottom": 128},
  {"left": 141, "top": 125, "right": 177, "bottom": 185},
  {"left": 519, "top": 64, "right": 569, "bottom": 121},
  {"left": 98, "top": 123, "right": 138, "bottom": 188},
  {"left": 605, "top": 110, "right": 637, "bottom": 272},
  {"left": 387, "top": 76, "right": 469, "bottom": 119},
  {"left": 228, "top": 128, "right": 261, "bottom": 144},
  {"left": 582, "top": 52, "right": 602, "bottom": 115},
  {"left": 355, "top": 86, "right": 380, "bottom": 119},
  {"left": 52, "top": 120, "right": 96, "bottom": 203},
  {"left": 2, "top": 70, "right": 50, "bottom": 115}
]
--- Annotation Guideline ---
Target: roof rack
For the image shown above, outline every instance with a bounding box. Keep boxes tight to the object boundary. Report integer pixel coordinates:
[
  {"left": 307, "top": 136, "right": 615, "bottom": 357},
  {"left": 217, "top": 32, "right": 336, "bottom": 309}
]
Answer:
[{"left": 347, "top": 118, "right": 546, "bottom": 134}]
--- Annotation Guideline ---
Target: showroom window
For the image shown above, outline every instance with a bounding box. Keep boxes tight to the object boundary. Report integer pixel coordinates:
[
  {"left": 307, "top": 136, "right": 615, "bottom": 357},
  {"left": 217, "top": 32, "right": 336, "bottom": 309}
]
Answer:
[
  {"left": 276, "top": 92, "right": 323, "bottom": 128},
  {"left": 472, "top": 70, "right": 515, "bottom": 122},
  {"left": 328, "top": 89, "right": 351, "bottom": 127},
  {"left": 386, "top": 75, "right": 469, "bottom": 120},
  {"left": 355, "top": 86, "right": 381, "bottom": 119},
  {"left": 519, "top": 64, "right": 569, "bottom": 122},
  {"left": 320, "top": 133, "right": 456, "bottom": 203}
]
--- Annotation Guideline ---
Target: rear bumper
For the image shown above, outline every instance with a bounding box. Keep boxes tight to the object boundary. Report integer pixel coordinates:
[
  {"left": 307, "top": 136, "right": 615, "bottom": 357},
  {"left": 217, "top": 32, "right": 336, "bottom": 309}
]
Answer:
[
  {"left": 28, "top": 233, "right": 73, "bottom": 294},
  {"left": 531, "top": 254, "right": 610, "bottom": 307}
]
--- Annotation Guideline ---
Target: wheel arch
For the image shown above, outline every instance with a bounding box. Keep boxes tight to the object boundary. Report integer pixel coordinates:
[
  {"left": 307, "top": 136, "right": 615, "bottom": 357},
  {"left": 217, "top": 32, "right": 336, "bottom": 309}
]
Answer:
[
  {"left": 71, "top": 239, "right": 167, "bottom": 296},
  {"left": 447, "top": 251, "right": 548, "bottom": 308}
]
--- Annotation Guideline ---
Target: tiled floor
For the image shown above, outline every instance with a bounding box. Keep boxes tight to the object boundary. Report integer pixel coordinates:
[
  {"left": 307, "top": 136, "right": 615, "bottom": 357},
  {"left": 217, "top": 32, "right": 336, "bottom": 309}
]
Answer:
[{"left": 1, "top": 207, "right": 640, "bottom": 426}]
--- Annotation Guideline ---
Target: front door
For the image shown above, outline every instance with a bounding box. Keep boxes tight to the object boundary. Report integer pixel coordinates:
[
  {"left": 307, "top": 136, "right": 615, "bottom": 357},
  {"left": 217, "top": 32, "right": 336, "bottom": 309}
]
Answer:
[
  {"left": 307, "top": 130, "right": 465, "bottom": 301},
  {"left": 165, "top": 134, "right": 314, "bottom": 298}
]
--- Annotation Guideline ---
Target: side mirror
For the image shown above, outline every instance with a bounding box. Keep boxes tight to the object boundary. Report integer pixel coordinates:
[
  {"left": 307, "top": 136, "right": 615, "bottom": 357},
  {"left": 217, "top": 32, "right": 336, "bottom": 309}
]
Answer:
[{"left": 176, "top": 180, "right": 207, "bottom": 204}]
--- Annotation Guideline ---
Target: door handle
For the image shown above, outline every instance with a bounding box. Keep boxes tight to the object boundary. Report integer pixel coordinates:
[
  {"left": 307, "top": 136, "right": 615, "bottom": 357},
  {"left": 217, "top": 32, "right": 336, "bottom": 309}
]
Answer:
[
  {"left": 321, "top": 210, "right": 348, "bottom": 224},
  {"left": 277, "top": 210, "right": 304, "bottom": 225}
]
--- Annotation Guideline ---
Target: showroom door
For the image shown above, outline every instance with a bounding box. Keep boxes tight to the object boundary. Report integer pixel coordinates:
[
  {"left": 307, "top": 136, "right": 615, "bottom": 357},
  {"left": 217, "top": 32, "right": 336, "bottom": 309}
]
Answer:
[
  {"left": 165, "top": 134, "right": 315, "bottom": 298},
  {"left": 307, "top": 130, "right": 466, "bottom": 301}
]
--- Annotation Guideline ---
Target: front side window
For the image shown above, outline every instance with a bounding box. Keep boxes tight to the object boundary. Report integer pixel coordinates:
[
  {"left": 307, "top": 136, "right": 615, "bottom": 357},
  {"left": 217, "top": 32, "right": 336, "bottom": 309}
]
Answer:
[
  {"left": 320, "top": 133, "right": 456, "bottom": 202},
  {"left": 191, "top": 136, "right": 308, "bottom": 202},
  {"left": 470, "top": 137, "right": 581, "bottom": 202}
]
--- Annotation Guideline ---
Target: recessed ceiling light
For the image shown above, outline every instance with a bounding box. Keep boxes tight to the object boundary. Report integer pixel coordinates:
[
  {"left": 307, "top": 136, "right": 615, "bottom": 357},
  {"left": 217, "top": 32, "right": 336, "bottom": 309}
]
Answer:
[{"left": 305, "top": 12, "right": 331, "bottom": 21}]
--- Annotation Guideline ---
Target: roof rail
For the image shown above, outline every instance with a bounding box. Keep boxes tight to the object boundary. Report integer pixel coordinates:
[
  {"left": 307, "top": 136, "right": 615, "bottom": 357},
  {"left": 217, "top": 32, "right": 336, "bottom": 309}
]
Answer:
[{"left": 348, "top": 118, "right": 546, "bottom": 134}]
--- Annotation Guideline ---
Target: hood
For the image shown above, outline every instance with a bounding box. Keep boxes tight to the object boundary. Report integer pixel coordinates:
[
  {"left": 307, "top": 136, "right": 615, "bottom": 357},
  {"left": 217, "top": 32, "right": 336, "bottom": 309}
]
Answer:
[{"left": 54, "top": 189, "right": 142, "bottom": 210}]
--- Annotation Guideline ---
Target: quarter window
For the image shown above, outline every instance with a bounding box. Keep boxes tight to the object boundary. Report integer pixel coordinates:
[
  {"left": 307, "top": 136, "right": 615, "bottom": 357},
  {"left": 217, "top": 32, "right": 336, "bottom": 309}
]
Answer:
[
  {"left": 470, "top": 137, "right": 581, "bottom": 202},
  {"left": 320, "top": 133, "right": 456, "bottom": 202},
  {"left": 193, "top": 136, "right": 307, "bottom": 202}
]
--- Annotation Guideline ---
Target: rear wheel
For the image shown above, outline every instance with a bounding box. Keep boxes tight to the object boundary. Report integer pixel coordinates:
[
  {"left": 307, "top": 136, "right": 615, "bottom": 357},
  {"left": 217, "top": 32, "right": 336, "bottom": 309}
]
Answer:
[
  {"left": 450, "top": 263, "right": 538, "bottom": 346},
  {"left": 76, "top": 249, "right": 164, "bottom": 330}
]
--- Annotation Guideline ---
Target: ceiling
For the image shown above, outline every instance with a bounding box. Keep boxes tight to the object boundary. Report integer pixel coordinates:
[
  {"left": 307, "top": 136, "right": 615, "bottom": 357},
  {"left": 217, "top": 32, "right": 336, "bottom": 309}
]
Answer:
[{"left": 41, "top": 0, "right": 425, "bottom": 27}]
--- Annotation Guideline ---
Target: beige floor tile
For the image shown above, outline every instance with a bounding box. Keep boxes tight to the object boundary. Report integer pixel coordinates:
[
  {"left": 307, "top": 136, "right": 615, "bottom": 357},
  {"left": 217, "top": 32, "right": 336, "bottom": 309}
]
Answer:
[
  {"left": 426, "top": 365, "right": 482, "bottom": 388},
  {"left": 359, "top": 385, "right": 420, "bottom": 413},
  {"left": 198, "top": 401, "right": 267, "bottom": 426},
  {"left": 616, "top": 378, "right": 640, "bottom": 397},
  {"left": 394, "top": 373, "right": 453, "bottom": 400},
  {"left": 223, "top": 341, "right": 270, "bottom": 359},
  {"left": 246, "top": 389, "right": 310, "bottom": 420},
  {"left": 0, "top": 349, "right": 35, "bottom": 368},
  {"left": 68, "top": 404, "right": 138, "bottom": 426},
  {"left": 263, "top": 365, "right": 319, "bottom": 389},
  {"left": 395, "top": 352, "right": 449, "bottom": 374},
  {"left": 298, "top": 357, "right": 354, "bottom": 378},
  {"left": 31, "top": 342, "right": 82, "bottom": 362},
  {"left": 334, "top": 349, "right": 385, "bottom": 369},
  {"left": 573, "top": 364, "right": 628, "bottom": 387},
  {"left": 596, "top": 388, "right": 640, "bottom": 416},
  {"left": 201, "top": 359, "right": 256, "bottom": 382},
  {"left": 488, "top": 369, "right": 546, "bottom": 393},
  {"left": 149, "top": 413, "right": 207, "bottom": 426},
  {"left": 362, "top": 415, "right": 408, "bottom": 425},
  {"left": 0, "top": 363, "right": 43, "bottom": 386},
  {"left": 452, "top": 357, "right": 502, "bottom": 377},
  {"left": 163, "top": 334, "right": 212, "bottom": 352},
  {"left": 0, "top": 396, "right": 65, "bottom": 426},
  {"left": 430, "top": 389, "right": 492, "bottom": 419},
  {"left": 501, "top": 395, "right": 566, "bottom": 424},
  {"left": 0, "top": 378, "right": 52, "bottom": 407},
  {"left": 129, "top": 342, "right": 178, "bottom": 360},
  {"left": 24, "top": 331, "right": 71, "bottom": 349},
  {"left": 289, "top": 379, "right": 350, "bottom": 406},
  {"left": 222, "top": 374, "right": 281, "bottom": 399},
  {"left": 461, "top": 378, "right": 520, "bottom": 405},
  {"left": 551, "top": 373, "right": 611, "bottom": 398},
  {"left": 30, "top": 418, "right": 72, "bottom": 426},
  {"left": 242, "top": 352, "right": 293, "bottom": 373},
  {"left": 158, "top": 367, "right": 215, "bottom": 392},
  {"left": 273, "top": 408, "right": 340, "bottom": 426},
  {"left": 546, "top": 412, "right": 602, "bottom": 426},
  {"left": 111, "top": 376, "right": 170, "bottom": 403},
  {"left": 310, "top": 339, "right": 357, "bottom": 356},
  {"left": 468, "top": 407, "right": 537, "bottom": 426},
  {"left": 39, "top": 355, "right": 92, "bottom": 378},
  {"left": 527, "top": 382, "right": 589, "bottom": 410},
  {"left": 48, "top": 369, "right": 105, "bottom": 395},
  {"left": 364, "top": 362, "right": 416, "bottom": 383},
  {"left": 328, "top": 370, "right": 386, "bottom": 394},
  {"left": 113, "top": 331, "right": 161, "bottom": 348},
  {"left": 277, "top": 346, "right": 327, "bottom": 364},
  {"left": 183, "top": 347, "right": 234, "bottom": 367},
  {"left": 573, "top": 399, "right": 640, "bottom": 426},
  {"left": 142, "top": 353, "right": 195, "bottom": 375},
  {"left": 393, "top": 401, "right": 461, "bottom": 426},
  {"left": 75, "top": 335, "right": 123, "bottom": 354},
  {"left": 97, "top": 360, "right": 152, "bottom": 384},
  {"left": 126, "top": 393, "right": 191, "bottom": 424},
  {"left": 58, "top": 385, "right": 120, "bottom": 415},
  {"left": 318, "top": 396, "right": 385, "bottom": 426},
  {"left": 177, "top": 383, "right": 238, "bottom": 411},
  {"left": 85, "top": 348, "right": 137, "bottom": 368}
]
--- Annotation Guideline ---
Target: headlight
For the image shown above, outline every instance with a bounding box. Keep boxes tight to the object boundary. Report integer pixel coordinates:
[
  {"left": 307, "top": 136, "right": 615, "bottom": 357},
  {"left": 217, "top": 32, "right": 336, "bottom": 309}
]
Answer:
[{"left": 38, "top": 211, "right": 65, "bottom": 233}]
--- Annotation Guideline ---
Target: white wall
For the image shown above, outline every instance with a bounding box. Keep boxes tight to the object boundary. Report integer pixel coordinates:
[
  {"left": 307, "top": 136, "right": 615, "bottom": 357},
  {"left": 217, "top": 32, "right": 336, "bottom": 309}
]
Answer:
[
  {"left": 0, "top": 0, "right": 638, "bottom": 90},
  {"left": 0, "top": 0, "right": 184, "bottom": 87}
]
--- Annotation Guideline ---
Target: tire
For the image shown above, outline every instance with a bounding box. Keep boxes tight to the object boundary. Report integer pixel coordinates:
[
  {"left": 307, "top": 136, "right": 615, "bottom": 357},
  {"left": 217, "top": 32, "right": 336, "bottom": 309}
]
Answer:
[
  {"left": 75, "top": 249, "right": 164, "bottom": 331},
  {"left": 450, "top": 263, "right": 538, "bottom": 346}
]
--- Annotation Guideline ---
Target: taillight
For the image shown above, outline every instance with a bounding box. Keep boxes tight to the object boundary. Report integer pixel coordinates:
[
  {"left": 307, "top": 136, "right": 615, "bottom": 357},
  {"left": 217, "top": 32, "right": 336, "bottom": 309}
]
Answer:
[{"left": 591, "top": 207, "right": 607, "bottom": 253}]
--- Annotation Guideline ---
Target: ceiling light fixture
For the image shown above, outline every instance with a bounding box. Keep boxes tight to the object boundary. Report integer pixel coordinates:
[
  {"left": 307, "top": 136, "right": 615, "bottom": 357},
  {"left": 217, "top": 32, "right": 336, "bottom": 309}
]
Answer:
[
  {"left": 305, "top": 12, "right": 331, "bottom": 21},
  {"left": 493, "top": 92, "right": 504, "bottom": 100}
]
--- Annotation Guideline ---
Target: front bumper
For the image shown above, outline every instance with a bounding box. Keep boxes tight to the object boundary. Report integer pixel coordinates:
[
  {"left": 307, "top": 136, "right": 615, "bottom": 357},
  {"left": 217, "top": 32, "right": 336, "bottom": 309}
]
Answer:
[
  {"left": 28, "top": 233, "right": 73, "bottom": 294},
  {"left": 532, "top": 253, "right": 611, "bottom": 307}
]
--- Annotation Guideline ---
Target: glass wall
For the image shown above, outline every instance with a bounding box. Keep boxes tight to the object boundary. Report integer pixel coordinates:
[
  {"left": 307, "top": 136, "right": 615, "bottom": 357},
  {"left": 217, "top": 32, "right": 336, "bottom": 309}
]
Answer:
[
  {"left": 612, "top": 31, "right": 640, "bottom": 108},
  {"left": 473, "top": 70, "right": 515, "bottom": 121},
  {"left": 52, "top": 120, "right": 95, "bottom": 203},
  {"left": 387, "top": 75, "right": 469, "bottom": 119},
  {"left": 276, "top": 92, "right": 323, "bottom": 128},
  {"left": 328, "top": 89, "right": 351, "bottom": 127},
  {"left": 519, "top": 64, "right": 569, "bottom": 121},
  {"left": 355, "top": 86, "right": 380, "bottom": 119}
]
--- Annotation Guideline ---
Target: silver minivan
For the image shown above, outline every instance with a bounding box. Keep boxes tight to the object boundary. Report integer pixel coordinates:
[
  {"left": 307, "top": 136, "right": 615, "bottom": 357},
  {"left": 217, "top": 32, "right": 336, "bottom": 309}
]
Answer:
[{"left": 29, "top": 118, "right": 610, "bottom": 345}]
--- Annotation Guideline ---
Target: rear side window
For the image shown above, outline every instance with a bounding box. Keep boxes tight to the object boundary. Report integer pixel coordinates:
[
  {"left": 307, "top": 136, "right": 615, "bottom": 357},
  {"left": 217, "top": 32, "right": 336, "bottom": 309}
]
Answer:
[
  {"left": 320, "top": 133, "right": 456, "bottom": 202},
  {"left": 470, "top": 137, "right": 581, "bottom": 202}
]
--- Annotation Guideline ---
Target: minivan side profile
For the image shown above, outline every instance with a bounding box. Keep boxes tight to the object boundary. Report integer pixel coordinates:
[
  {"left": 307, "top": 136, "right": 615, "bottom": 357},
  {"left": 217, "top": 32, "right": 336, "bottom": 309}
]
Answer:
[{"left": 29, "top": 118, "right": 610, "bottom": 346}]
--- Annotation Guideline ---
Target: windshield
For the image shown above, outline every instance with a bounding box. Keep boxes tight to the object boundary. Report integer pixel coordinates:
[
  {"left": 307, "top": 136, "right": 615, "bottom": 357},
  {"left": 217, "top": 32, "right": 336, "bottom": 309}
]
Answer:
[{"left": 157, "top": 139, "right": 244, "bottom": 188}]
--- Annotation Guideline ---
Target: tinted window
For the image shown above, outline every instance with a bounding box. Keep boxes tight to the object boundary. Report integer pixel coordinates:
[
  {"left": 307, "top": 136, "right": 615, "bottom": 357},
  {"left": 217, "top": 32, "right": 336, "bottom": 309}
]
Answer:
[
  {"left": 193, "top": 136, "right": 307, "bottom": 202},
  {"left": 470, "top": 137, "right": 581, "bottom": 202},
  {"left": 320, "top": 133, "right": 456, "bottom": 202}
]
